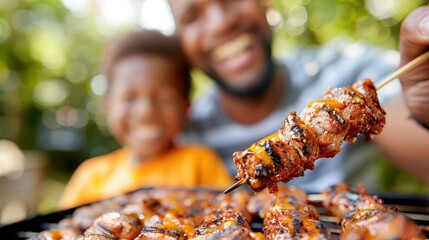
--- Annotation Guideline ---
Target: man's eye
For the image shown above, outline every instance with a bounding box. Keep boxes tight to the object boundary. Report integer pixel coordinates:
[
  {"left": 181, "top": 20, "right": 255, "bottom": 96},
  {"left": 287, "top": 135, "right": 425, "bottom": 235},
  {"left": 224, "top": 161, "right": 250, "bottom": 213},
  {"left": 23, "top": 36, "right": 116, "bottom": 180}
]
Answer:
[
  {"left": 122, "top": 94, "right": 135, "bottom": 102},
  {"left": 181, "top": 9, "right": 199, "bottom": 24}
]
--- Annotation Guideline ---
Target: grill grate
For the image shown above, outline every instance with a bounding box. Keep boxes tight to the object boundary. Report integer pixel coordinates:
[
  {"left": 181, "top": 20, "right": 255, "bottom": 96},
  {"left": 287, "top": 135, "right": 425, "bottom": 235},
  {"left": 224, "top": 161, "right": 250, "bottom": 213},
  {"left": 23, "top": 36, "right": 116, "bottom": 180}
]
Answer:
[{"left": 0, "top": 189, "right": 428, "bottom": 239}]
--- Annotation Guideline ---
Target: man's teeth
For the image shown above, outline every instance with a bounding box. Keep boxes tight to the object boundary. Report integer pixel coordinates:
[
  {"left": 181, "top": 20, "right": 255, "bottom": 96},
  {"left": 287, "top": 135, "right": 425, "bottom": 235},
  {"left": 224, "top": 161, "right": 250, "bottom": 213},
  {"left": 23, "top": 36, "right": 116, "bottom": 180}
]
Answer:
[{"left": 213, "top": 34, "right": 252, "bottom": 61}]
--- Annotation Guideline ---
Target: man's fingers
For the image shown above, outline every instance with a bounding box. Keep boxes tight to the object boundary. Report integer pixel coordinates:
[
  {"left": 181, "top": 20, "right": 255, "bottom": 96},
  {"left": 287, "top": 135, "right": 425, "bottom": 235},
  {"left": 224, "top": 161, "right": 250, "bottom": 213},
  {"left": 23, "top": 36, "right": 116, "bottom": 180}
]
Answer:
[{"left": 400, "top": 6, "right": 429, "bottom": 65}]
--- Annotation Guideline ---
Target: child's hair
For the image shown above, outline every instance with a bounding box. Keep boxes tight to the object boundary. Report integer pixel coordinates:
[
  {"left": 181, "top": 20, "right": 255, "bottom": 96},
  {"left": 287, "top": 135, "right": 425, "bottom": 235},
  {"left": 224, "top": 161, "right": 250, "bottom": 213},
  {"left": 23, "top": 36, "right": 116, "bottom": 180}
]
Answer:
[{"left": 102, "top": 30, "right": 191, "bottom": 98}]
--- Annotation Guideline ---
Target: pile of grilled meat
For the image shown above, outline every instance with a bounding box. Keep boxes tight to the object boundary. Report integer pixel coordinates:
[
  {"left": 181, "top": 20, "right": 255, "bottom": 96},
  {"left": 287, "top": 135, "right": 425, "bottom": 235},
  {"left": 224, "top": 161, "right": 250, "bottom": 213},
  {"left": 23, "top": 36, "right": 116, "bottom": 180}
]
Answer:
[{"left": 30, "top": 183, "right": 424, "bottom": 240}]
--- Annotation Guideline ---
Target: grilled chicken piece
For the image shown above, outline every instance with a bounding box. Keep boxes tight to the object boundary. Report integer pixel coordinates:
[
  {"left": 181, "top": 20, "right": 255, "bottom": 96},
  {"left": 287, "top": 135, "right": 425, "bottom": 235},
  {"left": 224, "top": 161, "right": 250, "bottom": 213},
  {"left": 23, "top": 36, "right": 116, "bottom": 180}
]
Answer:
[
  {"left": 323, "top": 79, "right": 385, "bottom": 143},
  {"left": 300, "top": 101, "right": 348, "bottom": 158},
  {"left": 212, "top": 190, "right": 252, "bottom": 223},
  {"left": 233, "top": 79, "right": 385, "bottom": 193},
  {"left": 189, "top": 208, "right": 256, "bottom": 240},
  {"left": 263, "top": 207, "right": 333, "bottom": 240},
  {"left": 83, "top": 212, "right": 142, "bottom": 239},
  {"left": 75, "top": 234, "right": 114, "bottom": 240},
  {"left": 29, "top": 229, "right": 80, "bottom": 240},
  {"left": 142, "top": 211, "right": 196, "bottom": 238},
  {"left": 66, "top": 199, "right": 125, "bottom": 232},
  {"left": 247, "top": 186, "right": 309, "bottom": 219},
  {"left": 340, "top": 206, "right": 425, "bottom": 240},
  {"left": 321, "top": 182, "right": 384, "bottom": 218}
]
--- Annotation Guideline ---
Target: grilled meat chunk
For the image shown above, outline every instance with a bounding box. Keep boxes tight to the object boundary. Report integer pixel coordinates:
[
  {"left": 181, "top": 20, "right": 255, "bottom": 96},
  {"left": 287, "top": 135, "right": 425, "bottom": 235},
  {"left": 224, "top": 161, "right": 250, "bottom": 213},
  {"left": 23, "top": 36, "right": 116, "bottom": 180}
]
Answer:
[
  {"left": 340, "top": 206, "right": 425, "bottom": 240},
  {"left": 29, "top": 229, "right": 80, "bottom": 240},
  {"left": 190, "top": 208, "right": 255, "bottom": 240},
  {"left": 247, "top": 186, "right": 309, "bottom": 219},
  {"left": 321, "top": 183, "right": 384, "bottom": 218},
  {"left": 233, "top": 79, "right": 386, "bottom": 193},
  {"left": 84, "top": 212, "right": 142, "bottom": 239},
  {"left": 263, "top": 207, "right": 333, "bottom": 240}
]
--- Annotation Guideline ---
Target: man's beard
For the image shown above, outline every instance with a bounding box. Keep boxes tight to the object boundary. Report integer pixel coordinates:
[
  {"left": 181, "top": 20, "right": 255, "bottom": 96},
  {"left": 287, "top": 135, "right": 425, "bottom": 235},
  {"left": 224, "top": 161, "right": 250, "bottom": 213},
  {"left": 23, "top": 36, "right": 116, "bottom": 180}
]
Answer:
[{"left": 206, "top": 37, "right": 274, "bottom": 98}]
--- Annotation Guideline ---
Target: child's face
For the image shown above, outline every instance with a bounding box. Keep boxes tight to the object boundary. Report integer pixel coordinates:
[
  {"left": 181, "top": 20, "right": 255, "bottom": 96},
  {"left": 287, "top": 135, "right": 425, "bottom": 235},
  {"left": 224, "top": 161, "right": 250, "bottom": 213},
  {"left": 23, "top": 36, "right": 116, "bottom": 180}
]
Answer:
[{"left": 105, "top": 55, "right": 188, "bottom": 161}]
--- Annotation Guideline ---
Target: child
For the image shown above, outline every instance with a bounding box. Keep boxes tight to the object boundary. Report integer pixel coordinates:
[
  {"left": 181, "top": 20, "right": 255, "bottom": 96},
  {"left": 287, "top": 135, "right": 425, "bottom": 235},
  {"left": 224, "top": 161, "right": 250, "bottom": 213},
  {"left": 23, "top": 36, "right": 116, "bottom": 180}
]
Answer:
[{"left": 59, "top": 30, "right": 233, "bottom": 209}]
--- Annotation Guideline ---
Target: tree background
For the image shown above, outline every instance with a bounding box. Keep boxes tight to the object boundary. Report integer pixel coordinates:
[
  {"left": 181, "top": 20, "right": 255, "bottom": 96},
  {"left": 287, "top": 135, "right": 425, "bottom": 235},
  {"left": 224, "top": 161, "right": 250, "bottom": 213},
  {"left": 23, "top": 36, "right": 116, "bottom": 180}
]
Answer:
[{"left": 0, "top": 0, "right": 428, "bottom": 215}]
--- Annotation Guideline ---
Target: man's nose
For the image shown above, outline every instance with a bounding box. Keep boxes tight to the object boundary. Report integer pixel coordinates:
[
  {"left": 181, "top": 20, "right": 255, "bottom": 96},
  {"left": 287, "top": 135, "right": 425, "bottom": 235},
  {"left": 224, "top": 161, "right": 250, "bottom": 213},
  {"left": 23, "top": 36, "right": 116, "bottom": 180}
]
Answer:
[{"left": 205, "top": 3, "right": 232, "bottom": 35}]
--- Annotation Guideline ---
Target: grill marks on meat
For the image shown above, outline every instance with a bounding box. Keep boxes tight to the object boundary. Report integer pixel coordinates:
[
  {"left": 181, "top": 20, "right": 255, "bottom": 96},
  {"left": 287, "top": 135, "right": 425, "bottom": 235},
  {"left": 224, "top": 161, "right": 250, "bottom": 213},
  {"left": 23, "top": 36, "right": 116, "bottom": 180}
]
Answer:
[
  {"left": 321, "top": 182, "right": 383, "bottom": 218},
  {"left": 31, "top": 229, "right": 80, "bottom": 240},
  {"left": 247, "top": 186, "right": 309, "bottom": 219},
  {"left": 84, "top": 212, "right": 142, "bottom": 239},
  {"left": 233, "top": 79, "right": 386, "bottom": 193},
  {"left": 340, "top": 206, "right": 425, "bottom": 240},
  {"left": 189, "top": 208, "right": 257, "bottom": 240},
  {"left": 300, "top": 103, "right": 348, "bottom": 158},
  {"left": 320, "top": 183, "right": 425, "bottom": 240},
  {"left": 248, "top": 186, "right": 332, "bottom": 240},
  {"left": 323, "top": 80, "right": 385, "bottom": 142},
  {"left": 263, "top": 207, "right": 333, "bottom": 240}
]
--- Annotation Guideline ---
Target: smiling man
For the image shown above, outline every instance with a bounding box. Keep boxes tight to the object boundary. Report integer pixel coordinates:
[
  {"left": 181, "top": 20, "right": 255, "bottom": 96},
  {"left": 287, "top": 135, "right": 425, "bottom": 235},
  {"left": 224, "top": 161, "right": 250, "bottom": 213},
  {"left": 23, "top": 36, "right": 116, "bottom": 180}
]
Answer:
[{"left": 169, "top": 0, "right": 429, "bottom": 192}]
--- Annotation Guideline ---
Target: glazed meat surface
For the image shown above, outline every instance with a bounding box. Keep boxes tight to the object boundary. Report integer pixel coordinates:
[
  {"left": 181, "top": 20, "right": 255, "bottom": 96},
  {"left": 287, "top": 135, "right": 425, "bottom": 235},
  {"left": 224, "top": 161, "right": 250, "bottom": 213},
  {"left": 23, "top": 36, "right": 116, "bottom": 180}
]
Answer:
[
  {"left": 263, "top": 207, "right": 333, "bottom": 240},
  {"left": 233, "top": 79, "right": 386, "bottom": 193},
  {"left": 321, "top": 182, "right": 384, "bottom": 218},
  {"left": 340, "top": 206, "right": 425, "bottom": 240}
]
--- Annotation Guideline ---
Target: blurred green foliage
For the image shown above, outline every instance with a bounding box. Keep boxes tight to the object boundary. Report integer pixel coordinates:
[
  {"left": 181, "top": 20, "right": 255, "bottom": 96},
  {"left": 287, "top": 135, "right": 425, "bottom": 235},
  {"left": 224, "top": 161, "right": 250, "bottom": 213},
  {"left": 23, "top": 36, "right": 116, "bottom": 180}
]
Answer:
[{"left": 0, "top": 0, "right": 427, "bottom": 213}]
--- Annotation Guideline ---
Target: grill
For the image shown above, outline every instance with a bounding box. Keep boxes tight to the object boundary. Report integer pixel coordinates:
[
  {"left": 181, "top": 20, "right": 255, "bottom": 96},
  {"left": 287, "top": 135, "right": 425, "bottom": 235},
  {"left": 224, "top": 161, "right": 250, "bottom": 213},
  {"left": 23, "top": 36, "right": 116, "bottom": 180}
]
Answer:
[{"left": 0, "top": 188, "right": 428, "bottom": 239}]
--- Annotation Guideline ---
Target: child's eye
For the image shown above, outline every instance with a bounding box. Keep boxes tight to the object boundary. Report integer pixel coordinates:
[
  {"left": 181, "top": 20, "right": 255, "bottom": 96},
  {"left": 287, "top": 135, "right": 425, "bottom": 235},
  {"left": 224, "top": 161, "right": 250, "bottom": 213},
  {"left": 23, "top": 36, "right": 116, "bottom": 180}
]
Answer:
[{"left": 157, "top": 94, "right": 174, "bottom": 104}]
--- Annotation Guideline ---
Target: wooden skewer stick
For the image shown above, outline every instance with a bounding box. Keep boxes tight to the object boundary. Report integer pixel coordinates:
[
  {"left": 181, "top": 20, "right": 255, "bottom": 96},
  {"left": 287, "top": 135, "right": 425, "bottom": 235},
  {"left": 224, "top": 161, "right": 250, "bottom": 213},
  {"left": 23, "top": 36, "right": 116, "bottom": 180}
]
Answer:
[
  {"left": 376, "top": 51, "right": 429, "bottom": 90},
  {"left": 224, "top": 178, "right": 247, "bottom": 194},
  {"left": 328, "top": 228, "right": 341, "bottom": 234}
]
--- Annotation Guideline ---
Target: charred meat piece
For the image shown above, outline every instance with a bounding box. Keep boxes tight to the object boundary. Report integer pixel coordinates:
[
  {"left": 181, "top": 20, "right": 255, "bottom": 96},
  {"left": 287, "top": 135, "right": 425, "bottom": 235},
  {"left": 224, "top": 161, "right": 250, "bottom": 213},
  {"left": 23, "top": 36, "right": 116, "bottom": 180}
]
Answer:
[
  {"left": 142, "top": 211, "right": 196, "bottom": 238},
  {"left": 321, "top": 183, "right": 383, "bottom": 218},
  {"left": 135, "top": 227, "right": 186, "bottom": 240},
  {"left": 84, "top": 212, "right": 142, "bottom": 239},
  {"left": 300, "top": 101, "right": 349, "bottom": 157},
  {"left": 75, "top": 235, "right": 115, "bottom": 240},
  {"left": 323, "top": 78, "right": 385, "bottom": 142},
  {"left": 67, "top": 199, "right": 124, "bottom": 232},
  {"left": 263, "top": 207, "right": 333, "bottom": 240},
  {"left": 189, "top": 208, "right": 255, "bottom": 240},
  {"left": 29, "top": 229, "right": 80, "bottom": 240},
  {"left": 340, "top": 206, "right": 425, "bottom": 240},
  {"left": 247, "top": 186, "right": 309, "bottom": 219},
  {"left": 233, "top": 79, "right": 386, "bottom": 193},
  {"left": 234, "top": 112, "right": 319, "bottom": 193},
  {"left": 212, "top": 190, "right": 252, "bottom": 223}
]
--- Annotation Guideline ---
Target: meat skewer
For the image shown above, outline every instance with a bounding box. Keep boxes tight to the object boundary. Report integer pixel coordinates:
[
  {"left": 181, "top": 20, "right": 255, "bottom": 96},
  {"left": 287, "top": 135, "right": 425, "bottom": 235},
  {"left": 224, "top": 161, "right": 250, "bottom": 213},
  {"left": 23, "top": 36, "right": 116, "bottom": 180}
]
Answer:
[
  {"left": 225, "top": 51, "right": 429, "bottom": 194},
  {"left": 230, "top": 78, "right": 386, "bottom": 194}
]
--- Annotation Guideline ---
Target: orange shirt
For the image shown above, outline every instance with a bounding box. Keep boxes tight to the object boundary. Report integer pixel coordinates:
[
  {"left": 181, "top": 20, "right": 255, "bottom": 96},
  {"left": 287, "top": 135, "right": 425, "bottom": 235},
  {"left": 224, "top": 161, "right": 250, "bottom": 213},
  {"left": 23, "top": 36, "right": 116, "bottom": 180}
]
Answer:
[{"left": 59, "top": 145, "right": 234, "bottom": 209}]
